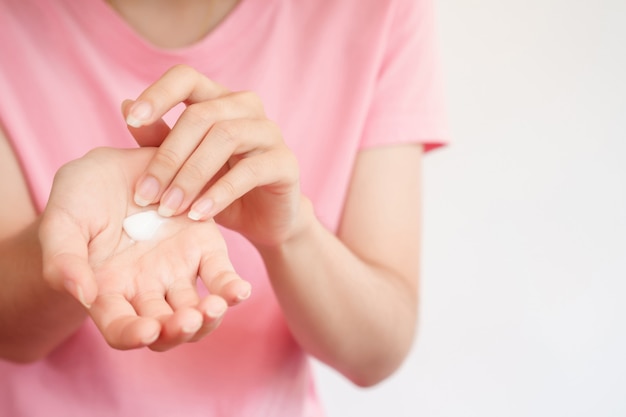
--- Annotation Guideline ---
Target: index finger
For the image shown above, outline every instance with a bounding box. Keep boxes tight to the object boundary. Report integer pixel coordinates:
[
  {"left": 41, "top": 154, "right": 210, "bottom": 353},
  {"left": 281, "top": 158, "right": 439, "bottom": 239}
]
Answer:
[
  {"left": 125, "top": 64, "right": 230, "bottom": 128},
  {"left": 89, "top": 293, "right": 162, "bottom": 350}
]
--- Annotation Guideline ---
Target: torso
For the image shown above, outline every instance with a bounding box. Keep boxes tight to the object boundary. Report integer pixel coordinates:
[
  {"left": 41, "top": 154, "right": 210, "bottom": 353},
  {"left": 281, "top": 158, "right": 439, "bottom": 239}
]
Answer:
[{"left": 0, "top": 0, "right": 445, "bottom": 415}]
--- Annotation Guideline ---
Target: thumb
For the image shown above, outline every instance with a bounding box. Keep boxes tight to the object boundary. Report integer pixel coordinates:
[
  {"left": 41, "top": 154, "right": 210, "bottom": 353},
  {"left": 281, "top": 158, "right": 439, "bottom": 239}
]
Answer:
[
  {"left": 39, "top": 211, "right": 97, "bottom": 309},
  {"left": 121, "top": 99, "right": 171, "bottom": 147}
]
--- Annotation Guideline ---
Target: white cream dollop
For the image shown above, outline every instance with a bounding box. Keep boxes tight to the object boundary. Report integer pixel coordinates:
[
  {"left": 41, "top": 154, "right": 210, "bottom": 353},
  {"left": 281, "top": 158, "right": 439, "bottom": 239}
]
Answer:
[{"left": 122, "top": 210, "right": 167, "bottom": 241}]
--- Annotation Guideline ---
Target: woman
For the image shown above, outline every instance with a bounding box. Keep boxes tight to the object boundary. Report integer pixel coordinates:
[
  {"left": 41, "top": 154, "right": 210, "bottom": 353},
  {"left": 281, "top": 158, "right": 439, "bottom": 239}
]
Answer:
[{"left": 0, "top": 0, "right": 448, "bottom": 415}]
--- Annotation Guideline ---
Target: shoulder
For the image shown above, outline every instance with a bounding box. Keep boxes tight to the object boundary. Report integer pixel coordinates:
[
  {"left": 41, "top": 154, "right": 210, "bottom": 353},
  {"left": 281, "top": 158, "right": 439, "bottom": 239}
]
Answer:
[
  {"left": 275, "top": 0, "right": 434, "bottom": 54},
  {"left": 285, "top": 0, "right": 430, "bottom": 24}
]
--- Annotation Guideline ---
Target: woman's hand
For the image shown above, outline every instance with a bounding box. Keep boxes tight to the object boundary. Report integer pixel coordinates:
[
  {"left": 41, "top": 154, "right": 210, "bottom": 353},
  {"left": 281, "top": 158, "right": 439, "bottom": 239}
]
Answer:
[
  {"left": 39, "top": 147, "right": 251, "bottom": 351},
  {"left": 123, "top": 65, "right": 304, "bottom": 247}
]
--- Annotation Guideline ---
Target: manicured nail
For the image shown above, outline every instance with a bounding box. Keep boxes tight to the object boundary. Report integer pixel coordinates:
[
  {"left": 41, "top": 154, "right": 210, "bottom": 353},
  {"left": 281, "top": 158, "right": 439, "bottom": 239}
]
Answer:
[
  {"left": 158, "top": 187, "right": 184, "bottom": 217},
  {"left": 126, "top": 101, "right": 152, "bottom": 128},
  {"left": 188, "top": 198, "right": 214, "bottom": 221},
  {"left": 134, "top": 176, "right": 160, "bottom": 207},
  {"left": 64, "top": 280, "right": 91, "bottom": 309}
]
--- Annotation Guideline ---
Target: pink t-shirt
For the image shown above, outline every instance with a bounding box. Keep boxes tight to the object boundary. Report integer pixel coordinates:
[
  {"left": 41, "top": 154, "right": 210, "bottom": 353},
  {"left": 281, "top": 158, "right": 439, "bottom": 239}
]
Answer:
[{"left": 0, "top": 0, "right": 448, "bottom": 415}]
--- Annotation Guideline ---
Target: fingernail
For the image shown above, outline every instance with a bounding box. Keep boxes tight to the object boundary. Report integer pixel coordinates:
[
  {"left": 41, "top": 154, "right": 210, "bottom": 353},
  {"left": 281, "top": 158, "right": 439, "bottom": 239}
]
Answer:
[
  {"left": 126, "top": 101, "right": 152, "bottom": 128},
  {"left": 64, "top": 280, "right": 91, "bottom": 309},
  {"left": 188, "top": 198, "right": 214, "bottom": 221},
  {"left": 158, "top": 187, "right": 184, "bottom": 217},
  {"left": 134, "top": 176, "right": 160, "bottom": 207}
]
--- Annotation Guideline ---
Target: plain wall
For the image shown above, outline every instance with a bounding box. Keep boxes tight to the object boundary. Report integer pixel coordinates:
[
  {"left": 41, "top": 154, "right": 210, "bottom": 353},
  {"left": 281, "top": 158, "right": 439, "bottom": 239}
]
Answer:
[{"left": 313, "top": 0, "right": 626, "bottom": 415}]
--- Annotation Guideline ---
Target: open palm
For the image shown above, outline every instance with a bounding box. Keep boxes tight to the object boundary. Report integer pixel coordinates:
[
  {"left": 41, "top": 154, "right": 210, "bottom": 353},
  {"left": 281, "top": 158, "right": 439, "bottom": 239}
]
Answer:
[{"left": 40, "top": 147, "right": 250, "bottom": 351}]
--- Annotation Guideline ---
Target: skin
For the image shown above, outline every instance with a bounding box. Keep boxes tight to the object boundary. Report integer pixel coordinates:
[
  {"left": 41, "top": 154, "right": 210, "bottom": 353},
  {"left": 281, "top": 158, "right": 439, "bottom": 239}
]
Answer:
[
  {"left": 123, "top": 65, "right": 424, "bottom": 386},
  {"left": 106, "top": 0, "right": 241, "bottom": 49},
  {"left": 0, "top": 142, "right": 250, "bottom": 361},
  {"left": 41, "top": 148, "right": 251, "bottom": 351},
  {"left": 0, "top": 0, "right": 424, "bottom": 387}
]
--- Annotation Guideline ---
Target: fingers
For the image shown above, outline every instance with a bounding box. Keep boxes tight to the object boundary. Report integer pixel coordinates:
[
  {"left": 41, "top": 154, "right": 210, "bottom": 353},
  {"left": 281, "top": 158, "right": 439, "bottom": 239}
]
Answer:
[
  {"left": 158, "top": 118, "right": 284, "bottom": 218},
  {"left": 124, "top": 64, "right": 230, "bottom": 128},
  {"left": 89, "top": 276, "right": 240, "bottom": 351},
  {"left": 89, "top": 293, "right": 162, "bottom": 350},
  {"left": 121, "top": 99, "right": 171, "bottom": 147},
  {"left": 139, "top": 288, "right": 230, "bottom": 351},
  {"left": 89, "top": 289, "right": 219, "bottom": 351},
  {"left": 186, "top": 295, "right": 227, "bottom": 343},
  {"left": 189, "top": 146, "right": 298, "bottom": 221},
  {"left": 124, "top": 66, "right": 287, "bottom": 221},
  {"left": 123, "top": 65, "right": 231, "bottom": 200},
  {"left": 148, "top": 281, "right": 205, "bottom": 351},
  {"left": 198, "top": 249, "right": 251, "bottom": 306},
  {"left": 132, "top": 92, "right": 270, "bottom": 212}
]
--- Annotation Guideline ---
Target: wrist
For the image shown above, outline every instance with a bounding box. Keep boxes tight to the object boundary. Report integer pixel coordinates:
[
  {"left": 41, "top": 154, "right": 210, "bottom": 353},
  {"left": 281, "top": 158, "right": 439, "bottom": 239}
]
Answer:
[{"left": 254, "top": 195, "right": 317, "bottom": 255}]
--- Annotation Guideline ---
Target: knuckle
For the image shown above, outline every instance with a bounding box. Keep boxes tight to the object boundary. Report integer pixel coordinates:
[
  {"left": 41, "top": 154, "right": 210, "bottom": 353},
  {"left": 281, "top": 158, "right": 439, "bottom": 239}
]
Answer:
[
  {"left": 84, "top": 146, "right": 109, "bottom": 159},
  {"left": 180, "top": 158, "right": 209, "bottom": 183},
  {"left": 211, "top": 121, "right": 239, "bottom": 146},
  {"left": 152, "top": 147, "right": 182, "bottom": 173},
  {"left": 271, "top": 149, "right": 300, "bottom": 182},
  {"left": 169, "top": 63, "right": 197, "bottom": 79},
  {"left": 83, "top": 147, "right": 120, "bottom": 167},
  {"left": 240, "top": 158, "right": 261, "bottom": 180},
  {"left": 182, "top": 103, "right": 215, "bottom": 128},
  {"left": 286, "top": 154, "right": 301, "bottom": 180},
  {"left": 150, "top": 83, "right": 178, "bottom": 105},
  {"left": 131, "top": 290, "right": 153, "bottom": 305},
  {"left": 237, "top": 90, "right": 264, "bottom": 114},
  {"left": 168, "top": 286, "right": 195, "bottom": 302},
  {"left": 217, "top": 176, "right": 238, "bottom": 198},
  {"left": 264, "top": 119, "right": 284, "bottom": 142}
]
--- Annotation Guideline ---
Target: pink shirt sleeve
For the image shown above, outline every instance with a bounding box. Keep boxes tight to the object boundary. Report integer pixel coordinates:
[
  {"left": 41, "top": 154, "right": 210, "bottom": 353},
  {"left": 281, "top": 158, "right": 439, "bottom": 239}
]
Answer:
[{"left": 360, "top": 0, "right": 449, "bottom": 151}]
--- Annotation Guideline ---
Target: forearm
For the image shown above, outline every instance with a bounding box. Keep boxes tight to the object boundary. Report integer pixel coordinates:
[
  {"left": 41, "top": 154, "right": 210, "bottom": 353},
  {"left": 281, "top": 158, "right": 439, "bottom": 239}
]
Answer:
[
  {"left": 257, "top": 198, "right": 419, "bottom": 387},
  {"left": 0, "top": 219, "right": 87, "bottom": 363}
]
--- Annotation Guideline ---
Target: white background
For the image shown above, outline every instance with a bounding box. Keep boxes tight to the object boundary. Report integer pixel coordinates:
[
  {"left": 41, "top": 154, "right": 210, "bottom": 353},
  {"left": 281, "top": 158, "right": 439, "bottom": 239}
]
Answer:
[{"left": 314, "top": 0, "right": 626, "bottom": 416}]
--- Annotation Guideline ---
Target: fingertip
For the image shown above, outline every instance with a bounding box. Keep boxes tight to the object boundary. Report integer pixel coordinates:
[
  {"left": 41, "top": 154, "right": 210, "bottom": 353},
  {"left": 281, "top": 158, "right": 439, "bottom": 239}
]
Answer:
[
  {"left": 126, "top": 116, "right": 143, "bottom": 129},
  {"left": 187, "top": 210, "right": 203, "bottom": 221},
  {"left": 200, "top": 295, "right": 227, "bottom": 319},
  {"left": 157, "top": 187, "right": 184, "bottom": 217},
  {"left": 120, "top": 99, "right": 134, "bottom": 116},
  {"left": 235, "top": 281, "right": 252, "bottom": 303},
  {"left": 157, "top": 204, "right": 176, "bottom": 218},
  {"left": 134, "top": 194, "right": 152, "bottom": 208},
  {"left": 181, "top": 309, "right": 204, "bottom": 334},
  {"left": 188, "top": 198, "right": 214, "bottom": 221},
  {"left": 63, "top": 280, "right": 92, "bottom": 309},
  {"left": 126, "top": 100, "right": 153, "bottom": 128},
  {"left": 127, "top": 318, "right": 161, "bottom": 347},
  {"left": 141, "top": 324, "right": 161, "bottom": 346},
  {"left": 134, "top": 176, "right": 160, "bottom": 207},
  {"left": 80, "top": 280, "right": 99, "bottom": 309},
  {"left": 222, "top": 279, "right": 252, "bottom": 306}
]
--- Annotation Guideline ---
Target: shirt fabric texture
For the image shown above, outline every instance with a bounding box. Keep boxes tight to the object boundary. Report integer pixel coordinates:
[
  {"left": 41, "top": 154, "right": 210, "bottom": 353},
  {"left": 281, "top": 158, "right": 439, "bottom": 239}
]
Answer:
[{"left": 0, "top": 0, "right": 448, "bottom": 415}]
